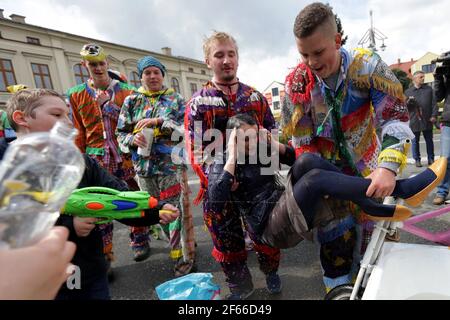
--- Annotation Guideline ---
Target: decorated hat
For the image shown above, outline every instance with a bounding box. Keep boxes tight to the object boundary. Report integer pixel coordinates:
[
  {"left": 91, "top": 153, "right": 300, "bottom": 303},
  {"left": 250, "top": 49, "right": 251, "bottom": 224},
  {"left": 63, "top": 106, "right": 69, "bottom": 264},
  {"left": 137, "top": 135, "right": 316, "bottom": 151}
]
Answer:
[{"left": 6, "top": 84, "right": 28, "bottom": 93}]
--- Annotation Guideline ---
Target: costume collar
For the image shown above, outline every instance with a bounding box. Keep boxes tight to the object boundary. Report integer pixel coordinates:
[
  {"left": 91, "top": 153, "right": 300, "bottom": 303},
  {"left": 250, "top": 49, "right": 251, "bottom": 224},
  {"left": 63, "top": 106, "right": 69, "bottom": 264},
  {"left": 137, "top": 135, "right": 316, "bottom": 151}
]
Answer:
[
  {"left": 88, "top": 78, "right": 115, "bottom": 91},
  {"left": 138, "top": 86, "right": 173, "bottom": 97},
  {"left": 318, "top": 48, "right": 349, "bottom": 92}
]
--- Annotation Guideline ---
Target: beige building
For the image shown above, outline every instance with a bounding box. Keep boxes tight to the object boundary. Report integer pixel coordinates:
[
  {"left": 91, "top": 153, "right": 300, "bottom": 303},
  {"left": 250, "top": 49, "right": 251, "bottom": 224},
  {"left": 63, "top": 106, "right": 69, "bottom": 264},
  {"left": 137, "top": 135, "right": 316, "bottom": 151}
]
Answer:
[
  {"left": 0, "top": 10, "right": 212, "bottom": 107},
  {"left": 410, "top": 52, "right": 439, "bottom": 84}
]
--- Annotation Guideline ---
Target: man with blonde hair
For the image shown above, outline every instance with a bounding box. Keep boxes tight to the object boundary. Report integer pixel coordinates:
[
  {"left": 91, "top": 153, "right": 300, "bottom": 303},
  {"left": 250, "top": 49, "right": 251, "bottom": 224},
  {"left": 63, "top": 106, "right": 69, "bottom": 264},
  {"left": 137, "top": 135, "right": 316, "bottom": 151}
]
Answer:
[{"left": 185, "top": 31, "right": 281, "bottom": 300}]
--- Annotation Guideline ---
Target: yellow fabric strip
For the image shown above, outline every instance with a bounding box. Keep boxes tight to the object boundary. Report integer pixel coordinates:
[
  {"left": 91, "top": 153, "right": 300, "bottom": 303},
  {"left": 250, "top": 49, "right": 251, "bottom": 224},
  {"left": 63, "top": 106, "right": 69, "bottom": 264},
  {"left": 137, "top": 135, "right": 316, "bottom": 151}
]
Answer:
[
  {"left": 378, "top": 149, "right": 407, "bottom": 172},
  {"left": 170, "top": 249, "right": 183, "bottom": 260}
]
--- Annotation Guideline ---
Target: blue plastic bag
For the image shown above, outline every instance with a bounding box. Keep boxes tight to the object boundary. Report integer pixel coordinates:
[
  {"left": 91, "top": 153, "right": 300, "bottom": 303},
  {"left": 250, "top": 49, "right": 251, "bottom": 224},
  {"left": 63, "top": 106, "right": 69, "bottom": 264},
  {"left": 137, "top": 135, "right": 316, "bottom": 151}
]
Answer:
[{"left": 155, "top": 273, "right": 221, "bottom": 300}]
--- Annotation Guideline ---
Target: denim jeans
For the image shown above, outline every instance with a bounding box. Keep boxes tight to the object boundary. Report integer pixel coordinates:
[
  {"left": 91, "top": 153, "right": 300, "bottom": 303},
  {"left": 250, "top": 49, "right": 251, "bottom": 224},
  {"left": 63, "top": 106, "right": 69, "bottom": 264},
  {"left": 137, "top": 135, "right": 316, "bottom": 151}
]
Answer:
[
  {"left": 412, "top": 130, "right": 434, "bottom": 164},
  {"left": 436, "top": 126, "right": 450, "bottom": 198}
]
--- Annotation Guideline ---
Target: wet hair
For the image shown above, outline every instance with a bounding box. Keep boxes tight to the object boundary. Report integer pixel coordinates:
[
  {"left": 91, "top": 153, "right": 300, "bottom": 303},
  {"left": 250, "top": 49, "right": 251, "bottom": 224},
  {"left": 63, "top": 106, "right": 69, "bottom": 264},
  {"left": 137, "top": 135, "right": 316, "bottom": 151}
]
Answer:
[
  {"left": 226, "top": 113, "right": 257, "bottom": 130},
  {"left": 6, "top": 88, "right": 65, "bottom": 131},
  {"left": 203, "top": 31, "right": 239, "bottom": 60},
  {"left": 293, "top": 2, "right": 337, "bottom": 39}
]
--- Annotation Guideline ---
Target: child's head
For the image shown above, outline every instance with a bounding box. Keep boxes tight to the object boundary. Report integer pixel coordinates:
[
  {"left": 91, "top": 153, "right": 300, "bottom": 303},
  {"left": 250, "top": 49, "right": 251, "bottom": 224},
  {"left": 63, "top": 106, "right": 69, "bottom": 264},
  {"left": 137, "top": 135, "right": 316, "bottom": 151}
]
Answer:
[
  {"left": 6, "top": 88, "right": 71, "bottom": 135},
  {"left": 293, "top": 2, "right": 342, "bottom": 79}
]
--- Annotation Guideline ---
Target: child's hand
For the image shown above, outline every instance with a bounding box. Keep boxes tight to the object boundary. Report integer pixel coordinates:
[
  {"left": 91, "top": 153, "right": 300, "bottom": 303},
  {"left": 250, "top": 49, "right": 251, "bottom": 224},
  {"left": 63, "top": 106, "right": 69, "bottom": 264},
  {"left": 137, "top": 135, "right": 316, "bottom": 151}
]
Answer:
[
  {"left": 135, "top": 118, "right": 159, "bottom": 130},
  {"left": 258, "top": 127, "right": 272, "bottom": 146},
  {"left": 227, "top": 128, "right": 238, "bottom": 159},
  {"left": 73, "top": 217, "right": 97, "bottom": 237},
  {"left": 159, "top": 204, "right": 180, "bottom": 225},
  {"left": 0, "top": 226, "right": 75, "bottom": 300}
]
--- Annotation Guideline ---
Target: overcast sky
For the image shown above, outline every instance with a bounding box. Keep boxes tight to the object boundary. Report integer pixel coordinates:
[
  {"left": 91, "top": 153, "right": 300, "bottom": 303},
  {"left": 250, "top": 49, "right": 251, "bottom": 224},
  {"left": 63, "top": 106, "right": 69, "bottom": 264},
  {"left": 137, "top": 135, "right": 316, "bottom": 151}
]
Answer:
[{"left": 2, "top": 0, "right": 449, "bottom": 92}]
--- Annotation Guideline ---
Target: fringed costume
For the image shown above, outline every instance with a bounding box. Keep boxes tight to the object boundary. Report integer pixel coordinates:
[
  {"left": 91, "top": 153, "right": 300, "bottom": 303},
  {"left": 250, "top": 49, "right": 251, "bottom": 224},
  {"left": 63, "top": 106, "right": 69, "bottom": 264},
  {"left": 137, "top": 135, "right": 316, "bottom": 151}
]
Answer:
[{"left": 281, "top": 48, "right": 414, "bottom": 291}]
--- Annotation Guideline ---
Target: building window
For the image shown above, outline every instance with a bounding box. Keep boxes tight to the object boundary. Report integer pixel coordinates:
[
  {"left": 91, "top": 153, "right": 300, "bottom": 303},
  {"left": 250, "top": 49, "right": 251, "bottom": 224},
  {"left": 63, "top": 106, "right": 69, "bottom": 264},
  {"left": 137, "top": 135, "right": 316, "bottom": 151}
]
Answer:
[
  {"left": 201, "top": 70, "right": 206, "bottom": 75},
  {"left": 0, "top": 59, "right": 17, "bottom": 92},
  {"left": 272, "top": 87, "right": 279, "bottom": 97},
  {"left": 422, "top": 63, "right": 436, "bottom": 74},
  {"left": 73, "top": 63, "right": 90, "bottom": 85},
  {"left": 171, "top": 77, "right": 180, "bottom": 93},
  {"left": 190, "top": 83, "right": 198, "bottom": 95},
  {"left": 26, "top": 37, "right": 41, "bottom": 45},
  {"left": 129, "top": 71, "right": 140, "bottom": 88},
  {"left": 188, "top": 67, "right": 194, "bottom": 73},
  {"left": 31, "top": 63, "right": 53, "bottom": 89},
  {"left": 273, "top": 101, "right": 280, "bottom": 110}
]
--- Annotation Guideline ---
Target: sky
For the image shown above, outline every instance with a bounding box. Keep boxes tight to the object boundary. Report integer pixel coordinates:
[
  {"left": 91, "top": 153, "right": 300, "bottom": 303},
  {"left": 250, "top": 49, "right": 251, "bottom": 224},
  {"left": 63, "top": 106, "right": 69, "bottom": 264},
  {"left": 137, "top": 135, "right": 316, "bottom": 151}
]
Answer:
[{"left": 1, "top": 0, "right": 449, "bottom": 92}]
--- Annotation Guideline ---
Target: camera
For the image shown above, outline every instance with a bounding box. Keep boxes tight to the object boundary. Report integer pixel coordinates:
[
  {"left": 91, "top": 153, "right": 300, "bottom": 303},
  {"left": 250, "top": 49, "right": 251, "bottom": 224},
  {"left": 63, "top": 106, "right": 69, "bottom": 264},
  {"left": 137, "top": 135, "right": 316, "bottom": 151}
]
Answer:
[{"left": 432, "top": 51, "right": 450, "bottom": 76}]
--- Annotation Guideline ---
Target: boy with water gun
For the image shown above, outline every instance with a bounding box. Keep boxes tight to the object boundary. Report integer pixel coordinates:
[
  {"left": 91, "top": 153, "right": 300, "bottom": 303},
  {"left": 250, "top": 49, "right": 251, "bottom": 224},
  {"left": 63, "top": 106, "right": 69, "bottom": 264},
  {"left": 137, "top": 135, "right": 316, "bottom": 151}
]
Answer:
[{"left": 2, "top": 88, "right": 179, "bottom": 299}]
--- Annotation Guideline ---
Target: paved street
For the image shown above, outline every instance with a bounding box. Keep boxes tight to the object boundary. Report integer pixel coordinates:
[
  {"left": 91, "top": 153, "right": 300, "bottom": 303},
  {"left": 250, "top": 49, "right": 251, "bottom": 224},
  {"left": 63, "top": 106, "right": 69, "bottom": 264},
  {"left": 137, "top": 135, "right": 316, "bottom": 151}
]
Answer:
[{"left": 109, "top": 134, "right": 450, "bottom": 300}]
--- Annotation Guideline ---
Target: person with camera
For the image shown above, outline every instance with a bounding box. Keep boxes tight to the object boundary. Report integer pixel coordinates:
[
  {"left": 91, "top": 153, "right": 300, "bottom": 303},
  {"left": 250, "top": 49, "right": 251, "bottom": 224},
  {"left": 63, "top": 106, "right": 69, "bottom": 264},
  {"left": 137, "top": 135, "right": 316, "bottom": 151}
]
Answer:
[
  {"left": 433, "top": 51, "right": 450, "bottom": 205},
  {"left": 405, "top": 70, "right": 438, "bottom": 168}
]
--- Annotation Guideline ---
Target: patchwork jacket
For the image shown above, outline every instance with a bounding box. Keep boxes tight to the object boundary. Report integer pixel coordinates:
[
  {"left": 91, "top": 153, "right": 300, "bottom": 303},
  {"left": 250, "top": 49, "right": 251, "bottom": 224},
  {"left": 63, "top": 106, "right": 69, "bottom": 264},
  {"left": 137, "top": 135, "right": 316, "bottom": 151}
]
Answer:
[{"left": 281, "top": 48, "right": 414, "bottom": 178}]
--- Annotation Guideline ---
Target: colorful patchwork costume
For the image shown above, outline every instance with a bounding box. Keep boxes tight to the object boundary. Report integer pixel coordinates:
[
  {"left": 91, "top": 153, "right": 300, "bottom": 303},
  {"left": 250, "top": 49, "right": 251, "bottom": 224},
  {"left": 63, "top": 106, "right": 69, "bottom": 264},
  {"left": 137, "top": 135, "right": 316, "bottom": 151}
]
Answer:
[
  {"left": 117, "top": 86, "right": 195, "bottom": 275},
  {"left": 281, "top": 48, "right": 414, "bottom": 291},
  {"left": 67, "top": 76, "right": 138, "bottom": 261}
]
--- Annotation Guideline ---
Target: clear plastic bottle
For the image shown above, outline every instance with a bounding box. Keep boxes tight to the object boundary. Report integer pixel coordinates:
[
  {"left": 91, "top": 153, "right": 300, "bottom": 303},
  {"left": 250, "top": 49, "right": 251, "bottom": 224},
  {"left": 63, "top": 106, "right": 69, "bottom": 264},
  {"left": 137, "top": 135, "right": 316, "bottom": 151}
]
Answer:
[{"left": 0, "top": 121, "right": 85, "bottom": 249}]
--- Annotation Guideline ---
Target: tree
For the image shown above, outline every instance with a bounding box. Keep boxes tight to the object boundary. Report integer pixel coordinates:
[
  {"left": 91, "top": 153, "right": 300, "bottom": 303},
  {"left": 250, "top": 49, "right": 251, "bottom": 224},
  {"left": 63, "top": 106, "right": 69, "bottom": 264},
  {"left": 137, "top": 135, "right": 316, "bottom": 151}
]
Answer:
[
  {"left": 327, "top": 3, "right": 348, "bottom": 46},
  {"left": 335, "top": 13, "right": 348, "bottom": 46},
  {"left": 392, "top": 68, "right": 411, "bottom": 92}
]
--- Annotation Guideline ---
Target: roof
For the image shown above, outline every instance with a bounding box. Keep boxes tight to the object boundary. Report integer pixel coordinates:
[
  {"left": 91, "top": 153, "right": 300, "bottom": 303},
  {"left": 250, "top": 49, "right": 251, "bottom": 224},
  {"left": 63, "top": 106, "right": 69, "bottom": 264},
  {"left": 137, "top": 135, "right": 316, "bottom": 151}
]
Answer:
[
  {"left": 389, "top": 60, "right": 416, "bottom": 78},
  {"left": 263, "top": 81, "right": 285, "bottom": 93}
]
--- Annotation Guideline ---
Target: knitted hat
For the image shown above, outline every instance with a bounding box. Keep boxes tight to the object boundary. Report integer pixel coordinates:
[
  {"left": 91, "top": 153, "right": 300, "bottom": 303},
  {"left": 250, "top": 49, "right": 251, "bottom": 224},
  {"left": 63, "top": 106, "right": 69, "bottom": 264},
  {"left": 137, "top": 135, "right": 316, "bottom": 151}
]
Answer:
[{"left": 137, "top": 56, "right": 166, "bottom": 78}]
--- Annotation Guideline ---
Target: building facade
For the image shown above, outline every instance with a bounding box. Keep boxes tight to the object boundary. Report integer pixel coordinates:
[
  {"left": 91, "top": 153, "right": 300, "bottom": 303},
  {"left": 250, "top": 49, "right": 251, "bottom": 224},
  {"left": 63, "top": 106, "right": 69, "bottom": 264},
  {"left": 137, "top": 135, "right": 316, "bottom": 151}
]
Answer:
[
  {"left": 410, "top": 52, "right": 439, "bottom": 84},
  {"left": 0, "top": 10, "right": 212, "bottom": 107}
]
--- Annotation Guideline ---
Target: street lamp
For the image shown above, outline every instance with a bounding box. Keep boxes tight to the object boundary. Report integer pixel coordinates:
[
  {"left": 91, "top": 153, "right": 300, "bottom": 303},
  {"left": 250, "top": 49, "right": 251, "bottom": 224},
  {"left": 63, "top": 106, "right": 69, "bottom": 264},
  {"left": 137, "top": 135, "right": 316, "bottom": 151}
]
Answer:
[{"left": 358, "top": 10, "right": 388, "bottom": 52}]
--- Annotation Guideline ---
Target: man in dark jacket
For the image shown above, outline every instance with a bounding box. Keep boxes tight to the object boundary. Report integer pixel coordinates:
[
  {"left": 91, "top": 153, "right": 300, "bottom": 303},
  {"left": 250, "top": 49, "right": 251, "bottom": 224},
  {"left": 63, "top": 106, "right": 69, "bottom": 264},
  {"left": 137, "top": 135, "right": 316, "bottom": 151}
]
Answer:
[
  {"left": 433, "top": 54, "right": 450, "bottom": 205},
  {"left": 405, "top": 70, "right": 438, "bottom": 167}
]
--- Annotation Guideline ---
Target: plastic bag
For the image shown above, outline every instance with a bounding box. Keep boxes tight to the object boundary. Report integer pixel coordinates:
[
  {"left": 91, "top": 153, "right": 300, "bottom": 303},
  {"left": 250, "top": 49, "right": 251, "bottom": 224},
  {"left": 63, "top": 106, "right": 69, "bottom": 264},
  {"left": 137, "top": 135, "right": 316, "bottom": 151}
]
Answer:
[{"left": 155, "top": 273, "right": 221, "bottom": 300}]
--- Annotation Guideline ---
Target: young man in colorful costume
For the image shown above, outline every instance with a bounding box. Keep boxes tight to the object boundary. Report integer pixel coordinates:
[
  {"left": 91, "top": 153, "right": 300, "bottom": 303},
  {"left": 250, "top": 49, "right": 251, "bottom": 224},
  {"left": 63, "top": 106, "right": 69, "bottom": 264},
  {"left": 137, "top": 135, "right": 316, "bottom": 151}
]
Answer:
[
  {"left": 116, "top": 55, "right": 195, "bottom": 276},
  {"left": 281, "top": 3, "right": 414, "bottom": 291},
  {"left": 67, "top": 44, "right": 149, "bottom": 267}
]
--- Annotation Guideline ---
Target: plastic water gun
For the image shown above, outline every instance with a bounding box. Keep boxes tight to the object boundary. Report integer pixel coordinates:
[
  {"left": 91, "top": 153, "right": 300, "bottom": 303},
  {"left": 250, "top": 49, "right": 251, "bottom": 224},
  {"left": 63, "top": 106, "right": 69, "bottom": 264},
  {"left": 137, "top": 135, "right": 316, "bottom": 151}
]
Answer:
[{"left": 62, "top": 187, "right": 170, "bottom": 224}]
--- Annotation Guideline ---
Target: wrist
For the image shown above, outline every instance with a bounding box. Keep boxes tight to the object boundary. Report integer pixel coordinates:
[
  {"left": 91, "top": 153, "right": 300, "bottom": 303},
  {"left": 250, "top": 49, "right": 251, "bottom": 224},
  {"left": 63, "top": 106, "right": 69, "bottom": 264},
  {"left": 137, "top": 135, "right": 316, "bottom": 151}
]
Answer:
[{"left": 377, "top": 166, "right": 397, "bottom": 177}]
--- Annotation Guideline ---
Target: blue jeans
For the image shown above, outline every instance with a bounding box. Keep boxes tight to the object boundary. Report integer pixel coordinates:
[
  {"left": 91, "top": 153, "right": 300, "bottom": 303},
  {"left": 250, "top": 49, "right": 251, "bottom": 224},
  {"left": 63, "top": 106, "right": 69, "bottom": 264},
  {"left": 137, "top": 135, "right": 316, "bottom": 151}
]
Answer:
[
  {"left": 436, "top": 126, "right": 450, "bottom": 198},
  {"left": 412, "top": 130, "right": 434, "bottom": 164}
]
